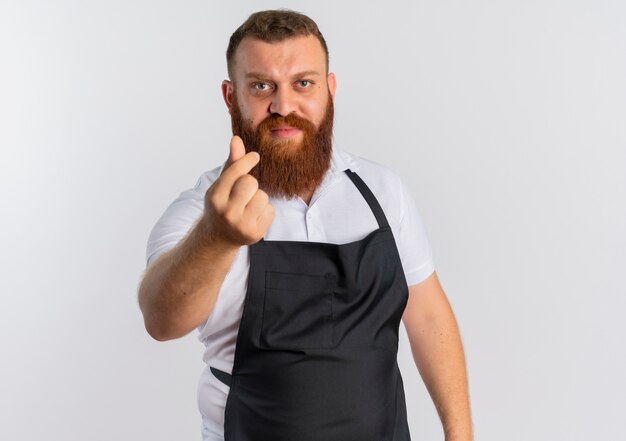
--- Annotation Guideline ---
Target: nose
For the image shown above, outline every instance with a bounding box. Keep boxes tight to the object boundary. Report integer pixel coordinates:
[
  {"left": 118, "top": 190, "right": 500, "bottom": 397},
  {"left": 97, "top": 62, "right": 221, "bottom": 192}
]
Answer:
[{"left": 269, "top": 87, "right": 297, "bottom": 116}]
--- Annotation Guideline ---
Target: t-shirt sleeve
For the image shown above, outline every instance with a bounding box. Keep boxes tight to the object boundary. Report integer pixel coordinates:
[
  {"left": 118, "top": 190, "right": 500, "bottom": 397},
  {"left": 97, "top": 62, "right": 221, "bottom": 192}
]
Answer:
[
  {"left": 145, "top": 170, "right": 219, "bottom": 266},
  {"left": 396, "top": 179, "right": 435, "bottom": 286}
]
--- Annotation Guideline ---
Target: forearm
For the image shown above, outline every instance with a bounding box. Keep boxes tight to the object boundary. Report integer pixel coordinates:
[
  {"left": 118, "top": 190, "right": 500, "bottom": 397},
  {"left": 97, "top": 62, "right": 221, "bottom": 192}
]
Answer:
[
  {"left": 403, "top": 275, "right": 473, "bottom": 441},
  {"left": 139, "top": 138, "right": 274, "bottom": 341},
  {"left": 410, "top": 311, "right": 472, "bottom": 440},
  {"left": 138, "top": 220, "right": 239, "bottom": 341}
]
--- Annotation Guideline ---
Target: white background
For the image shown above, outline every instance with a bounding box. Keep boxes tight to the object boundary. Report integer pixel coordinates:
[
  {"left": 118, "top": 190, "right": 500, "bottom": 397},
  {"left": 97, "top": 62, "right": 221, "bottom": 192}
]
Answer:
[{"left": 1, "top": 1, "right": 624, "bottom": 440}]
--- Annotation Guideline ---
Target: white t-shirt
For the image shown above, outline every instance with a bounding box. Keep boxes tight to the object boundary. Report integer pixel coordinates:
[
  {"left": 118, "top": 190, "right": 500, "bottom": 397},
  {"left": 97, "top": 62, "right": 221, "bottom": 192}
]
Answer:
[{"left": 146, "top": 148, "right": 435, "bottom": 441}]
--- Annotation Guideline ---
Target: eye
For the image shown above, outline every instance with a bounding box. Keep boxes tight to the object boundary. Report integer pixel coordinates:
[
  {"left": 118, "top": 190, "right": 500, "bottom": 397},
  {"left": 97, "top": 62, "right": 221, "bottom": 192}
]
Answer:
[
  {"left": 296, "top": 80, "right": 312, "bottom": 89},
  {"left": 251, "top": 82, "right": 272, "bottom": 95}
]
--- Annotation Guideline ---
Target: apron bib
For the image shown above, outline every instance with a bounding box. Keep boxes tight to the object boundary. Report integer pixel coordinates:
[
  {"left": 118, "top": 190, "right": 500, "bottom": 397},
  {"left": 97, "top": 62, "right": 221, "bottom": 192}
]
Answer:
[{"left": 212, "top": 170, "right": 411, "bottom": 441}]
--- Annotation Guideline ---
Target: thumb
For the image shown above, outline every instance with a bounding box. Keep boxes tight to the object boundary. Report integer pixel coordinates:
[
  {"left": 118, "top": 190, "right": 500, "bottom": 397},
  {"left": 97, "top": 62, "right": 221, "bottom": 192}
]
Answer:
[{"left": 225, "top": 136, "right": 247, "bottom": 168}]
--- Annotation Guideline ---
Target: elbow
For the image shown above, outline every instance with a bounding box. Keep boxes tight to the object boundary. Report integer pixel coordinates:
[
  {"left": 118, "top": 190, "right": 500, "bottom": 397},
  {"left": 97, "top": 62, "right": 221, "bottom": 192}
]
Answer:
[
  {"left": 139, "top": 299, "right": 181, "bottom": 341},
  {"left": 138, "top": 278, "right": 170, "bottom": 341},
  {"left": 144, "top": 319, "right": 176, "bottom": 342},
  {"left": 140, "top": 303, "right": 189, "bottom": 342},
  {"left": 144, "top": 319, "right": 195, "bottom": 342},
  {"left": 137, "top": 272, "right": 199, "bottom": 342},
  {"left": 138, "top": 290, "right": 178, "bottom": 342},
  {"left": 141, "top": 305, "right": 188, "bottom": 341}
]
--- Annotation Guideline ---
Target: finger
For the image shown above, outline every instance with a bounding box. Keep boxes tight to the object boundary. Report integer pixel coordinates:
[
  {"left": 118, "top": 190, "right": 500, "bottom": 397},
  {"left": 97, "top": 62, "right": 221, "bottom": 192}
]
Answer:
[
  {"left": 255, "top": 203, "right": 275, "bottom": 236},
  {"left": 212, "top": 151, "right": 260, "bottom": 198},
  {"left": 224, "top": 136, "right": 247, "bottom": 170},
  {"left": 229, "top": 174, "right": 260, "bottom": 208},
  {"left": 243, "top": 189, "right": 270, "bottom": 218},
  {"left": 242, "top": 197, "right": 274, "bottom": 243}
]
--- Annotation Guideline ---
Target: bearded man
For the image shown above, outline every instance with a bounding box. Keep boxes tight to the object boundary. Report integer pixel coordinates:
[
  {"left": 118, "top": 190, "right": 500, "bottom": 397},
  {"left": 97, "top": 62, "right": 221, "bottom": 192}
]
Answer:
[{"left": 139, "top": 10, "right": 472, "bottom": 441}]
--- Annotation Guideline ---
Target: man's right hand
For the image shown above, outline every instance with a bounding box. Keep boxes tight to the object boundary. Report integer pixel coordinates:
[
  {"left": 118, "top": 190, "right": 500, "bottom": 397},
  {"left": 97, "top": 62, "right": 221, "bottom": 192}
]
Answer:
[
  {"left": 202, "top": 136, "right": 275, "bottom": 247},
  {"left": 138, "top": 136, "right": 275, "bottom": 341}
]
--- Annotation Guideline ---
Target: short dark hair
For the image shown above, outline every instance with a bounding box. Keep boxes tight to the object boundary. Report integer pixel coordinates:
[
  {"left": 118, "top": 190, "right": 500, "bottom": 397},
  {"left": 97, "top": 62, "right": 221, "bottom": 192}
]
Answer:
[{"left": 226, "top": 9, "right": 329, "bottom": 78}]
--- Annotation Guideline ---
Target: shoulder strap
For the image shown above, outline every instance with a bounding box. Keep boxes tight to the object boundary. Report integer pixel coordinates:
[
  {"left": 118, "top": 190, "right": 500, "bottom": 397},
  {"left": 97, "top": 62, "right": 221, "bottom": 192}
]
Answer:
[{"left": 344, "top": 170, "right": 389, "bottom": 228}]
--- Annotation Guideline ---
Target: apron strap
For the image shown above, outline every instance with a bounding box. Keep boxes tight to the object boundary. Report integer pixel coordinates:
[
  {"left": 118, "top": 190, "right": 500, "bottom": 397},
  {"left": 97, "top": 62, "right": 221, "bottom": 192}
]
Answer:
[{"left": 344, "top": 170, "right": 390, "bottom": 229}]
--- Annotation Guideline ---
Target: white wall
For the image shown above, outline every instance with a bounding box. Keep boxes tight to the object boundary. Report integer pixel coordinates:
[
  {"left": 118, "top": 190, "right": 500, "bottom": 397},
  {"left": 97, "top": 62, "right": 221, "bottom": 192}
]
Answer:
[{"left": 1, "top": 1, "right": 624, "bottom": 440}]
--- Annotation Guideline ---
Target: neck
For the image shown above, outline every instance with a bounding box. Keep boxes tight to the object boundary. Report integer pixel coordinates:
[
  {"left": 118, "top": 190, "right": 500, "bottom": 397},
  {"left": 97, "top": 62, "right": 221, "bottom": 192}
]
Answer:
[{"left": 299, "top": 189, "right": 314, "bottom": 205}]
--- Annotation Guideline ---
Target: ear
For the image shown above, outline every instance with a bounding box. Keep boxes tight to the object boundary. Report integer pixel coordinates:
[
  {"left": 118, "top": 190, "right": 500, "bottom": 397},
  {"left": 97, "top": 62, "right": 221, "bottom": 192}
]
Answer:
[
  {"left": 327, "top": 73, "right": 337, "bottom": 100},
  {"left": 222, "top": 80, "right": 235, "bottom": 113}
]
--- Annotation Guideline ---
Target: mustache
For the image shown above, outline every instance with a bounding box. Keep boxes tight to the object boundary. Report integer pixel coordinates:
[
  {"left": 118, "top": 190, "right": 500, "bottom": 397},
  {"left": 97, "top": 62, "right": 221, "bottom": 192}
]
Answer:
[{"left": 257, "top": 112, "right": 316, "bottom": 133}]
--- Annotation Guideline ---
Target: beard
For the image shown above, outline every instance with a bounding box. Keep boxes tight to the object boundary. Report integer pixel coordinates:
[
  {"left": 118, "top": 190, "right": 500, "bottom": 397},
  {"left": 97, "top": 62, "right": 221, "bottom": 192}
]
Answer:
[{"left": 230, "top": 93, "right": 334, "bottom": 200}]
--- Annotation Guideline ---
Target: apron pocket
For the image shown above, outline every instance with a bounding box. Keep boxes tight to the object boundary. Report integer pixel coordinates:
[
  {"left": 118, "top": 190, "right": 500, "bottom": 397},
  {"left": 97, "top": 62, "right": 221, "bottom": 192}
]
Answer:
[{"left": 261, "top": 271, "right": 336, "bottom": 349}]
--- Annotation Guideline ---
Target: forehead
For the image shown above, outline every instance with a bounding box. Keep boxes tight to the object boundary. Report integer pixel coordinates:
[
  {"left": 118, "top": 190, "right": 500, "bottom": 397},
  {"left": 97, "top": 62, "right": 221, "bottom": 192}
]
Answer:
[{"left": 232, "top": 35, "right": 326, "bottom": 79}]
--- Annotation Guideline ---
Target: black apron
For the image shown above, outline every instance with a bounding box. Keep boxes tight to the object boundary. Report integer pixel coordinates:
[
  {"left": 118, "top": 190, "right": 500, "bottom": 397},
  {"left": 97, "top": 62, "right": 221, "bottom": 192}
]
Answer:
[{"left": 211, "top": 170, "right": 411, "bottom": 441}]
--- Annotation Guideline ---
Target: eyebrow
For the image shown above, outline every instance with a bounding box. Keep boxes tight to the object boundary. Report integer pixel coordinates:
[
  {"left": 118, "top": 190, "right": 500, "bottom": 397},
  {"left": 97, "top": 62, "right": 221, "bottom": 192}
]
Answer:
[{"left": 244, "top": 70, "right": 323, "bottom": 81}]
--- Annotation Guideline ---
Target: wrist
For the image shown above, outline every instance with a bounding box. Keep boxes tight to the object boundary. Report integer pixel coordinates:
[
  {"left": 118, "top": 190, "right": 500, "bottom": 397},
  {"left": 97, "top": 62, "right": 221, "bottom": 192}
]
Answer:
[
  {"left": 444, "top": 426, "right": 473, "bottom": 441},
  {"left": 191, "top": 216, "right": 241, "bottom": 254},
  {"left": 445, "top": 435, "right": 473, "bottom": 441}
]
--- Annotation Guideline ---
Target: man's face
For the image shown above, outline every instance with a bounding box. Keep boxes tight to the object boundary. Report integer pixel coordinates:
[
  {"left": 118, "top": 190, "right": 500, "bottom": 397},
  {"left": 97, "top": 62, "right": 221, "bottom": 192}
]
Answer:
[
  {"left": 224, "top": 35, "right": 336, "bottom": 138},
  {"left": 222, "top": 35, "right": 337, "bottom": 199}
]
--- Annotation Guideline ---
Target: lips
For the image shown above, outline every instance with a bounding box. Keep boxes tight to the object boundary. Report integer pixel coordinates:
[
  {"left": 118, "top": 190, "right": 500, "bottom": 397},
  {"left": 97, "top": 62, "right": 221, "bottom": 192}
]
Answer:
[{"left": 270, "top": 126, "right": 301, "bottom": 139}]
